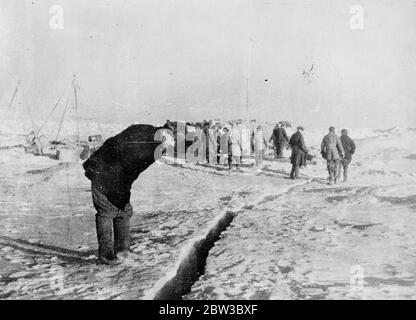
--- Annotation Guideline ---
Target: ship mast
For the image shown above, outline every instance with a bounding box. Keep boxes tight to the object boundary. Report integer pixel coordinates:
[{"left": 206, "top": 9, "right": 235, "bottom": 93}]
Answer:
[
  {"left": 73, "top": 74, "right": 80, "bottom": 147},
  {"left": 245, "top": 38, "right": 253, "bottom": 122},
  {"left": 245, "top": 0, "right": 255, "bottom": 122}
]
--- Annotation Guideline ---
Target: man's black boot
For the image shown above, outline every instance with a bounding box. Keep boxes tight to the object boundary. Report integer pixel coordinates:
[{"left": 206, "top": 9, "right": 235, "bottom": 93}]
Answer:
[{"left": 114, "top": 216, "right": 131, "bottom": 255}]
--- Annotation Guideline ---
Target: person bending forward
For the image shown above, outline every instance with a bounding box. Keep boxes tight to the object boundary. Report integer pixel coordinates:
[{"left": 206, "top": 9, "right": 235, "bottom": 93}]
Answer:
[{"left": 83, "top": 123, "right": 173, "bottom": 265}]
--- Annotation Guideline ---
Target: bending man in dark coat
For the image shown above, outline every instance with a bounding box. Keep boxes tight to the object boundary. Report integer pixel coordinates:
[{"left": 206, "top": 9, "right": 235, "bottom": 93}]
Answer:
[
  {"left": 288, "top": 126, "right": 308, "bottom": 179},
  {"left": 338, "top": 129, "right": 356, "bottom": 182},
  {"left": 83, "top": 123, "right": 174, "bottom": 265}
]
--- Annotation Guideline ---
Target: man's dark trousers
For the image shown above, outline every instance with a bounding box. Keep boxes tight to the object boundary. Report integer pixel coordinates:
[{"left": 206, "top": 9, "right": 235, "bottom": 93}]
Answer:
[
  {"left": 338, "top": 158, "right": 351, "bottom": 181},
  {"left": 92, "top": 183, "right": 133, "bottom": 263},
  {"left": 275, "top": 143, "right": 285, "bottom": 158},
  {"left": 290, "top": 165, "right": 299, "bottom": 179}
]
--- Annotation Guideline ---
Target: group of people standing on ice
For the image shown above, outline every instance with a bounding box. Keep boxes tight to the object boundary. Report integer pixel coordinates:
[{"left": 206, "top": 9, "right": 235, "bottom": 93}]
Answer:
[
  {"left": 186, "top": 120, "right": 289, "bottom": 172},
  {"left": 221, "top": 120, "right": 357, "bottom": 185},
  {"left": 187, "top": 120, "right": 268, "bottom": 172},
  {"left": 186, "top": 120, "right": 356, "bottom": 185},
  {"left": 283, "top": 125, "right": 356, "bottom": 184}
]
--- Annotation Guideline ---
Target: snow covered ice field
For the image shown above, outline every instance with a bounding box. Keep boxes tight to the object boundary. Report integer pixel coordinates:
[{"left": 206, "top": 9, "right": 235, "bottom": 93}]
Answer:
[{"left": 1, "top": 126, "right": 416, "bottom": 299}]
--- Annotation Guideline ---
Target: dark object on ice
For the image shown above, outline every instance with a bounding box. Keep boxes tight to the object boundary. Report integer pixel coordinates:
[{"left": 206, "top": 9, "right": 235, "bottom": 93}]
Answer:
[
  {"left": 88, "top": 134, "right": 103, "bottom": 143},
  {"left": 49, "top": 140, "right": 66, "bottom": 146},
  {"left": 83, "top": 123, "right": 173, "bottom": 264},
  {"left": 306, "top": 153, "right": 314, "bottom": 161},
  {"left": 289, "top": 128, "right": 308, "bottom": 179}
]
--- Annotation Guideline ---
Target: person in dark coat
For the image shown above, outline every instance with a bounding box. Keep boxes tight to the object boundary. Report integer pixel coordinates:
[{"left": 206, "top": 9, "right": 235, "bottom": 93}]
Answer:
[
  {"left": 202, "top": 122, "right": 210, "bottom": 163},
  {"left": 220, "top": 127, "right": 233, "bottom": 170},
  {"left": 269, "top": 124, "right": 278, "bottom": 158},
  {"left": 288, "top": 126, "right": 308, "bottom": 179},
  {"left": 338, "top": 129, "right": 356, "bottom": 182},
  {"left": 83, "top": 123, "right": 174, "bottom": 265},
  {"left": 216, "top": 124, "right": 222, "bottom": 165},
  {"left": 270, "top": 122, "right": 289, "bottom": 158}
]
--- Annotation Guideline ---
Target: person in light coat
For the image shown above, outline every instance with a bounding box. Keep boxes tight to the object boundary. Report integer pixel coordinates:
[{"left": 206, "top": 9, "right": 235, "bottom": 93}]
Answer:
[
  {"left": 321, "top": 126, "right": 345, "bottom": 184},
  {"left": 253, "top": 125, "right": 268, "bottom": 168},
  {"left": 230, "top": 122, "right": 242, "bottom": 171}
]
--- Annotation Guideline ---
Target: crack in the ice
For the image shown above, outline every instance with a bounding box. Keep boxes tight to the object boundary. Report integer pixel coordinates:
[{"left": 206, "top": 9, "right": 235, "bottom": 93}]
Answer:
[{"left": 144, "top": 180, "right": 309, "bottom": 300}]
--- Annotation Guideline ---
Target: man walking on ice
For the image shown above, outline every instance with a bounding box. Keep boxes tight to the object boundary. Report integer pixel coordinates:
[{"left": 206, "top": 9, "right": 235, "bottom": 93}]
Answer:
[
  {"left": 321, "top": 126, "right": 345, "bottom": 185},
  {"left": 338, "top": 129, "right": 356, "bottom": 182},
  {"left": 270, "top": 122, "right": 289, "bottom": 158},
  {"left": 288, "top": 126, "right": 308, "bottom": 179}
]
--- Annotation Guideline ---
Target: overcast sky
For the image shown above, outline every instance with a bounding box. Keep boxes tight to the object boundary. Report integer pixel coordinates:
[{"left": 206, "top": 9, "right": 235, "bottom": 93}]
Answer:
[{"left": 1, "top": 0, "right": 415, "bottom": 129}]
